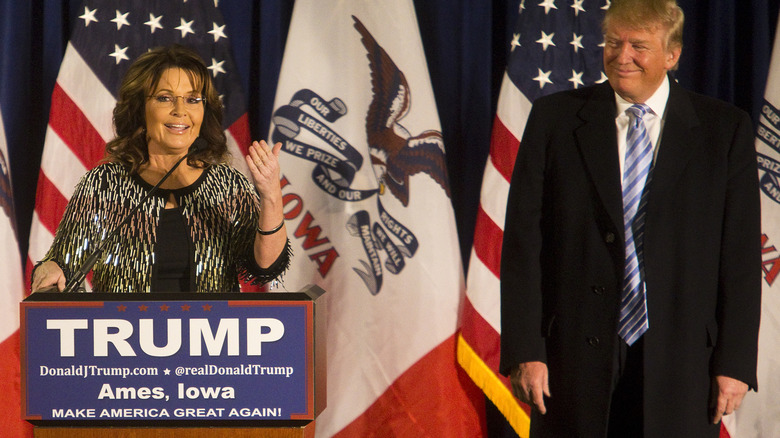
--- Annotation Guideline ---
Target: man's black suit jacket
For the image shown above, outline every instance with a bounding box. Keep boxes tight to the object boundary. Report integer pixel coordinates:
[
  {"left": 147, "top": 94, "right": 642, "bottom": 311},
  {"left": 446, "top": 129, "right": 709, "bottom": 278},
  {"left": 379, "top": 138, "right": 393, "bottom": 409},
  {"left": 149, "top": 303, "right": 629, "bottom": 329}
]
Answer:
[{"left": 500, "top": 78, "right": 761, "bottom": 437}]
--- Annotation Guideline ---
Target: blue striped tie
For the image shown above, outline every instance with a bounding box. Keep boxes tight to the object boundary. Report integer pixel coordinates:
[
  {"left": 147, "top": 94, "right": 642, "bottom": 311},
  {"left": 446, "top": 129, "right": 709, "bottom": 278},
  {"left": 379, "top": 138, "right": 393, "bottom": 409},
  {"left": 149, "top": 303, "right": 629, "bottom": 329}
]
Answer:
[{"left": 618, "top": 104, "right": 653, "bottom": 345}]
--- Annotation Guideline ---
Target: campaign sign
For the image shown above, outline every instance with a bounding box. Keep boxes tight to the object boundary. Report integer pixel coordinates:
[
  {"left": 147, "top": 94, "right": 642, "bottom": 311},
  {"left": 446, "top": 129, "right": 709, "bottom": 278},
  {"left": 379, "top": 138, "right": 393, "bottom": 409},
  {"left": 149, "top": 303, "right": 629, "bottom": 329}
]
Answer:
[{"left": 21, "top": 291, "right": 324, "bottom": 425}]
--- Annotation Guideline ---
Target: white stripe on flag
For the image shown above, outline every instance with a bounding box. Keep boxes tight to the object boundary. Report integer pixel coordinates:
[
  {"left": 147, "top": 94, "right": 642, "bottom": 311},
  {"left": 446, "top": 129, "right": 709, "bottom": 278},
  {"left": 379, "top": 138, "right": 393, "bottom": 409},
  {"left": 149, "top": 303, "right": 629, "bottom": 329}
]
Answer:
[
  {"left": 480, "top": 159, "right": 511, "bottom": 227},
  {"left": 40, "top": 126, "right": 88, "bottom": 199},
  {"left": 27, "top": 211, "right": 55, "bottom": 263},
  {"left": 466, "top": 248, "right": 502, "bottom": 333},
  {"left": 496, "top": 72, "right": 532, "bottom": 142}
]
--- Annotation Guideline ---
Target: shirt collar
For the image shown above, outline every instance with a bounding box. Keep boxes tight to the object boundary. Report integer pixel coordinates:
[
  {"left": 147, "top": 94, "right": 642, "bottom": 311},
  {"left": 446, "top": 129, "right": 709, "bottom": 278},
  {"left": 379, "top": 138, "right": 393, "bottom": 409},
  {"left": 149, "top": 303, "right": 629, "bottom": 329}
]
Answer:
[{"left": 614, "top": 74, "right": 670, "bottom": 118}]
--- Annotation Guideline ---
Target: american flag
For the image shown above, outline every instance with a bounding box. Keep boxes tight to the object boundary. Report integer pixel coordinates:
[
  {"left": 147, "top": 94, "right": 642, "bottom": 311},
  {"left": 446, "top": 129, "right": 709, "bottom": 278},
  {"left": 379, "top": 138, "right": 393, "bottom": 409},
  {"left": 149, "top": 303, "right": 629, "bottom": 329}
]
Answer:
[
  {"left": 457, "top": 1, "right": 607, "bottom": 436},
  {"left": 26, "top": 0, "right": 252, "bottom": 289}
]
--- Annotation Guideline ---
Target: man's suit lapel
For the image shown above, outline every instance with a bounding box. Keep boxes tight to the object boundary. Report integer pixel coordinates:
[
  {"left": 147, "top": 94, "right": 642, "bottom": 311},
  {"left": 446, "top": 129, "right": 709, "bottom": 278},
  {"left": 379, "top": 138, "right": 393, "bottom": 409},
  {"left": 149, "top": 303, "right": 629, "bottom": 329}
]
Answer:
[
  {"left": 573, "top": 80, "right": 701, "bottom": 242},
  {"left": 646, "top": 81, "right": 701, "bottom": 214},
  {"left": 574, "top": 84, "right": 625, "bottom": 239}
]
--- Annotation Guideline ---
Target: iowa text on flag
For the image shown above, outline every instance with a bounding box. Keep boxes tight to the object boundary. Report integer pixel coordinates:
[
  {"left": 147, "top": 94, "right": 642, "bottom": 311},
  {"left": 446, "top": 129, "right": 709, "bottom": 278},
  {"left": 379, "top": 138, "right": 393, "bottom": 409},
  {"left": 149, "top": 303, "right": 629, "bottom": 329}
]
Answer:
[
  {"left": 26, "top": 0, "right": 251, "bottom": 290},
  {"left": 457, "top": 1, "right": 607, "bottom": 436},
  {"left": 270, "top": 0, "right": 483, "bottom": 436}
]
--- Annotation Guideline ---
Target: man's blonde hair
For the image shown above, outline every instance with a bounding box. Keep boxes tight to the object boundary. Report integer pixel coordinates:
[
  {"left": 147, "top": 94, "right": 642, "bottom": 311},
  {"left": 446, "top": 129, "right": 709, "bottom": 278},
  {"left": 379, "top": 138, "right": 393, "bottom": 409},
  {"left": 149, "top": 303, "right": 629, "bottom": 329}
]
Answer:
[{"left": 603, "top": 0, "right": 684, "bottom": 53}]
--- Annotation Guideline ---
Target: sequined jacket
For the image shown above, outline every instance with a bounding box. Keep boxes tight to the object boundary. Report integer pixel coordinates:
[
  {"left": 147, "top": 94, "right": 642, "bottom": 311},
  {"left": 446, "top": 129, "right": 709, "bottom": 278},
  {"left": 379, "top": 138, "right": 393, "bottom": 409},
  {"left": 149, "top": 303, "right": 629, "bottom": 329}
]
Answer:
[{"left": 40, "top": 162, "right": 291, "bottom": 293}]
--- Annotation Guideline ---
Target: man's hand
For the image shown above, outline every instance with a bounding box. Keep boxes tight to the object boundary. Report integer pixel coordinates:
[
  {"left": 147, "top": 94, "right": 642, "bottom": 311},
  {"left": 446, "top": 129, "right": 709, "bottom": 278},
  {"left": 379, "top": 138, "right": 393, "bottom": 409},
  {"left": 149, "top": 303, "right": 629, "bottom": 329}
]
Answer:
[
  {"left": 710, "top": 375, "right": 749, "bottom": 424},
  {"left": 510, "top": 361, "right": 550, "bottom": 414}
]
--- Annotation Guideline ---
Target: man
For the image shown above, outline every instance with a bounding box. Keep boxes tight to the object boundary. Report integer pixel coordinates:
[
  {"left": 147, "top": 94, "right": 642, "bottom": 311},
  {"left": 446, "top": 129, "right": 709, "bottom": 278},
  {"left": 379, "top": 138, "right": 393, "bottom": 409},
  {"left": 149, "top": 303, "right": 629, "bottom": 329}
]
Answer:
[{"left": 499, "top": 0, "right": 761, "bottom": 436}]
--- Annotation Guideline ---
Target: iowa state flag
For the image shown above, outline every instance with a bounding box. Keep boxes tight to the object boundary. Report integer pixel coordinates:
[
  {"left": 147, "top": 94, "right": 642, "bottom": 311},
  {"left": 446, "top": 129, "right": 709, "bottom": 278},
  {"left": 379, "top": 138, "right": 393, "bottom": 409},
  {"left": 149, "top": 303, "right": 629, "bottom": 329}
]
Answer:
[
  {"left": 722, "top": 10, "right": 780, "bottom": 438},
  {"left": 1, "top": 2, "right": 33, "bottom": 434},
  {"left": 26, "top": 0, "right": 252, "bottom": 291},
  {"left": 0, "top": 106, "right": 31, "bottom": 438},
  {"left": 270, "top": 0, "right": 483, "bottom": 436}
]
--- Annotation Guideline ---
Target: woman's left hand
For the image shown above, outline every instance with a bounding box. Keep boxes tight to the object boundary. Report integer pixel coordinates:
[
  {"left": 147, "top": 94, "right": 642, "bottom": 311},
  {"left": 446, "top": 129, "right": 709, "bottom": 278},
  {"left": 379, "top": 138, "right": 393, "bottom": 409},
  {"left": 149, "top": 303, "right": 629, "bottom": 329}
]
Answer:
[
  {"left": 245, "top": 140, "right": 283, "bottom": 199},
  {"left": 246, "top": 140, "right": 288, "bottom": 269}
]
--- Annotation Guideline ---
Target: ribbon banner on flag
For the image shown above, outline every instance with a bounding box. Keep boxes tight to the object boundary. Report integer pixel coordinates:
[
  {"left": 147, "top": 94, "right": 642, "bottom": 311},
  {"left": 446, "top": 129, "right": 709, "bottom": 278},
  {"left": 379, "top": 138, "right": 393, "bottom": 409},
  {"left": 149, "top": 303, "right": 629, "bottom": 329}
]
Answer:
[{"left": 270, "top": 1, "right": 482, "bottom": 436}]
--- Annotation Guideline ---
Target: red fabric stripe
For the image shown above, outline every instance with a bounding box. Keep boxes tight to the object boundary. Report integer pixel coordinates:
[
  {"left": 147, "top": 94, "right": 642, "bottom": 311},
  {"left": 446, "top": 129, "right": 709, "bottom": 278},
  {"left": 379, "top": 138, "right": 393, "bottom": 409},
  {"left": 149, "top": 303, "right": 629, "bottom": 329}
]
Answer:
[
  {"left": 458, "top": 301, "right": 532, "bottom": 419},
  {"left": 0, "top": 331, "right": 34, "bottom": 437},
  {"left": 228, "top": 113, "right": 251, "bottom": 155},
  {"left": 460, "top": 297, "right": 501, "bottom": 369},
  {"left": 473, "top": 205, "right": 503, "bottom": 278},
  {"left": 48, "top": 84, "right": 106, "bottom": 170},
  {"left": 489, "top": 116, "right": 520, "bottom": 182},
  {"left": 720, "top": 424, "right": 730, "bottom": 438},
  {"left": 34, "top": 170, "right": 69, "bottom": 235},
  {"left": 334, "top": 335, "right": 486, "bottom": 437}
]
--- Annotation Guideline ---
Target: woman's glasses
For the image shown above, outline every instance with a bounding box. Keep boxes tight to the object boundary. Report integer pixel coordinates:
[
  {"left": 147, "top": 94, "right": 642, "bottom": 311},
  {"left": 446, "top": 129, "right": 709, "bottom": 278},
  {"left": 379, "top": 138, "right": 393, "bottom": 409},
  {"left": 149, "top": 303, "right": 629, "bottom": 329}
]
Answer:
[{"left": 148, "top": 94, "right": 206, "bottom": 108}]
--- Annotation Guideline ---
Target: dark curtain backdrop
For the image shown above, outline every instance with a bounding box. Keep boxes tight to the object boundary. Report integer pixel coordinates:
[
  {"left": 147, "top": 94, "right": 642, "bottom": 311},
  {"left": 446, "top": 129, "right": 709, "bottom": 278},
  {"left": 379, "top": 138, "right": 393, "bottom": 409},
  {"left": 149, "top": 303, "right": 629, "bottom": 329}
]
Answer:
[
  {"left": 4, "top": 0, "right": 779, "bottom": 269},
  {"left": 2, "top": 1, "right": 779, "bottom": 436}
]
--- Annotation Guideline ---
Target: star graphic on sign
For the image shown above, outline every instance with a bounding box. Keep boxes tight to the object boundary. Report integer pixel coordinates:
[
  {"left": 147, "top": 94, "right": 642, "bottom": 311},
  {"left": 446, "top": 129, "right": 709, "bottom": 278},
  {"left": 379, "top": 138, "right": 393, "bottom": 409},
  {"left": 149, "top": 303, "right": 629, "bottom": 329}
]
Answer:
[
  {"left": 181, "top": 305, "right": 191, "bottom": 311},
  {"left": 175, "top": 18, "right": 195, "bottom": 38},
  {"left": 110, "top": 44, "right": 129, "bottom": 64},
  {"left": 160, "top": 305, "right": 170, "bottom": 311},
  {"left": 536, "top": 31, "right": 556, "bottom": 51},
  {"left": 111, "top": 10, "right": 130, "bottom": 30},
  {"left": 139, "top": 305, "right": 149, "bottom": 312},
  {"left": 570, "top": 33, "right": 584, "bottom": 53},
  {"left": 117, "top": 305, "right": 127, "bottom": 312},
  {"left": 571, "top": 0, "right": 586, "bottom": 16},
  {"left": 208, "top": 23, "right": 227, "bottom": 42},
  {"left": 208, "top": 58, "right": 226, "bottom": 77},
  {"left": 202, "top": 304, "right": 212, "bottom": 311},
  {"left": 538, "top": 0, "right": 557, "bottom": 15},
  {"left": 533, "top": 68, "right": 553, "bottom": 88},
  {"left": 569, "top": 70, "right": 584, "bottom": 88},
  {"left": 79, "top": 6, "right": 98, "bottom": 27},
  {"left": 145, "top": 13, "right": 164, "bottom": 34},
  {"left": 511, "top": 33, "right": 521, "bottom": 51},
  {"left": 596, "top": 71, "right": 609, "bottom": 84},
  {"left": 164, "top": 368, "right": 171, "bottom": 375}
]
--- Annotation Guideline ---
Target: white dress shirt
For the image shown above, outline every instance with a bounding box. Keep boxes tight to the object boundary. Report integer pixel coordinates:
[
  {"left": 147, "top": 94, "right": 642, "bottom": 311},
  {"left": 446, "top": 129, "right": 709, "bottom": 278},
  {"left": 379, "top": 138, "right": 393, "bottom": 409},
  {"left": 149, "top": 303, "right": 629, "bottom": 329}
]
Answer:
[{"left": 614, "top": 75, "right": 670, "bottom": 178}]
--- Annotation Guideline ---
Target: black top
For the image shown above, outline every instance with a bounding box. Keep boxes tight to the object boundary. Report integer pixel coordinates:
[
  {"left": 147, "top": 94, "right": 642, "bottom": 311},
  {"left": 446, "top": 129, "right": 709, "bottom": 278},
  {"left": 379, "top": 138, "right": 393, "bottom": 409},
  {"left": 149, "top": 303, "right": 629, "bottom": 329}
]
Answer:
[{"left": 151, "top": 206, "right": 191, "bottom": 293}]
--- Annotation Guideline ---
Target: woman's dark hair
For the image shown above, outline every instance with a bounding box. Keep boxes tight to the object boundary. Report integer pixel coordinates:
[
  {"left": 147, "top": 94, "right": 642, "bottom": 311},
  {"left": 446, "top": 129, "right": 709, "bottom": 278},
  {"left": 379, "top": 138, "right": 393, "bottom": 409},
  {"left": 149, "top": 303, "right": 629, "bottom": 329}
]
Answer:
[{"left": 105, "top": 44, "right": 229, "bottom": 173}]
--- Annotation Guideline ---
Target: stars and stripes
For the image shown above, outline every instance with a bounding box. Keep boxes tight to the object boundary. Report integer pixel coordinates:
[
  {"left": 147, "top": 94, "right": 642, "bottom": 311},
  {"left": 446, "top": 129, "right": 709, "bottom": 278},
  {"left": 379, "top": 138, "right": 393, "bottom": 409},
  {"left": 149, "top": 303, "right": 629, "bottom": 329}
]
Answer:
[{"left": 457, "top": 1, "right": 607, "bottom": 436}]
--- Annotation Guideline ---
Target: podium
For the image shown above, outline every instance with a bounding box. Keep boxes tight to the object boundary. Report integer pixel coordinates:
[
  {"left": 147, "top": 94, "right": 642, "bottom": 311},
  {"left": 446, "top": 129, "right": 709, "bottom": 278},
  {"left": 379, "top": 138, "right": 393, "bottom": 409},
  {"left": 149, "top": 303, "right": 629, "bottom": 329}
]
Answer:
[{"left": 20, "top": 286, "right": 326, "bottom": 438}]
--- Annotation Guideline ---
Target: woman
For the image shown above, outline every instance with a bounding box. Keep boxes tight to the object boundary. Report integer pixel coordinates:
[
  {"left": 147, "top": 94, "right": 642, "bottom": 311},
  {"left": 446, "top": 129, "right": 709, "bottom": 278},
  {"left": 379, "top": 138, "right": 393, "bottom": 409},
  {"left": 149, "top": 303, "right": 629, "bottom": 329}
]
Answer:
[{"left": 31, "top": 44, "right": 291, "bottom": 293}]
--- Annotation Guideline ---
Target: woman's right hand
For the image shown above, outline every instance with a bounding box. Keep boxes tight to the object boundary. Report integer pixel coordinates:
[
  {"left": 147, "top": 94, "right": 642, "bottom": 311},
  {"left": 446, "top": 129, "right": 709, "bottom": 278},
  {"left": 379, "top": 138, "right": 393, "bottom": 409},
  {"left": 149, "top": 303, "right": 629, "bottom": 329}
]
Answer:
[{"left": 31, "top": 261, "right": 66, "bottom": 292}]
